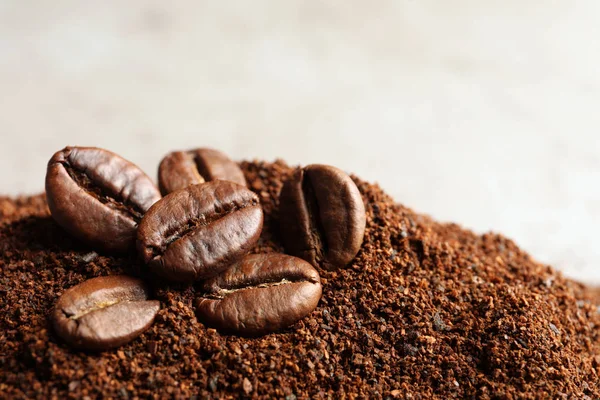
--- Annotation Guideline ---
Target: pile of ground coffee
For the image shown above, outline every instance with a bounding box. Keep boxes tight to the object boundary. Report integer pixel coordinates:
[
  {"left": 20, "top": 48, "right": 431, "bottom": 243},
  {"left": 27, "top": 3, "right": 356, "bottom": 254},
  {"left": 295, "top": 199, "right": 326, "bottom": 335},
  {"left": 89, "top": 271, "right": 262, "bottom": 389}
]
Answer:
[{"left": 1, "top": 160, "right": 599, "bottom": 398}]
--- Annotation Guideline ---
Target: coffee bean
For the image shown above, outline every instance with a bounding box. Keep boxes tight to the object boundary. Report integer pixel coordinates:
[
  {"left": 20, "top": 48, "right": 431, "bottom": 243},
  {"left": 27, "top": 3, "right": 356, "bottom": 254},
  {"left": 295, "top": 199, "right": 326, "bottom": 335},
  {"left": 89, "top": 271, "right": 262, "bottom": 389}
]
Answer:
[
  {"left": 46, "top": 147, "right": 161, "bottom": 253},
  {"left": 52, "top": 275, "right": 160, "bottom": 350},
  {"left": 279, "top": 164, "right": 366, "bottom": 270},
  {"left": 137, "top": 180, "right": 263, "bottom": 282},
  {"left": 158, "top": 148, "right": 246, "bottom": 195},
  {"left": 196, "top": 253, "right": 322, "bottom": 336}
]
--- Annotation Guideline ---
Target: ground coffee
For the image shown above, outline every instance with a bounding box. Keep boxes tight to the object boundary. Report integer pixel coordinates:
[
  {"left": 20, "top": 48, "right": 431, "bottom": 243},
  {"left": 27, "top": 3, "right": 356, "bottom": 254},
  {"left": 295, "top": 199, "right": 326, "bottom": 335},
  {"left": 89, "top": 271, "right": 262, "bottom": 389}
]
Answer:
[{"left": 1, "top": 160, "right": 599, "bottom": 398}]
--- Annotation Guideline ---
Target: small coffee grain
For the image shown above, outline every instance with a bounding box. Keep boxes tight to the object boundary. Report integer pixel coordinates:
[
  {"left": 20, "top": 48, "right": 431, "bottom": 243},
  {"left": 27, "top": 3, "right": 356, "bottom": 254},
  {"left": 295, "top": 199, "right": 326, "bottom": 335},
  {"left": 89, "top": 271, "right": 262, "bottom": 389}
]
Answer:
[
  {"left": 45, "top": 146, "right": 161, "bottom": 253},
  {"left": 137, "top": 181, "right": 263, "bottom": 282},
  {"left": 158, "top": 148, "right": 247, "bottom": 195},
  {"left": 52, "top": 275, "right": 160, "bottom": 350},
  {"left": 196, "top": 253, "right": 322, "bottom": 336},
  {"left": 0, "top": 160, "right": 599, "bottom": 398},
  {"left": 279, "top": 164, "right": 366, "bottom": 270}
]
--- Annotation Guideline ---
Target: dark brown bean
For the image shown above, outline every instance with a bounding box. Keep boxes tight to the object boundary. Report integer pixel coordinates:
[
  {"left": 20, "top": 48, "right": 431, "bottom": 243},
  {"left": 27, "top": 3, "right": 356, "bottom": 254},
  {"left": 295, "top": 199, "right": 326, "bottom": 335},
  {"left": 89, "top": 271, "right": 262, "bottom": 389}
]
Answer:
[
  {"left": 196, "top": 253, "right": 322, "bottom": 336},
  {"left": 52, "top": 275, "right": 160, "bottom": 350},
  {"left": 45, "top": 146, "right": 161, "bottom": 252},
  {"left": 158, "top": 148, "right": 246, "bottom": 195},
  {"left": 137, "top": 181, "right": 263, "bottom": 282},
  {"left": 279, "top": 164, "right": 366, "bottom": 270}
]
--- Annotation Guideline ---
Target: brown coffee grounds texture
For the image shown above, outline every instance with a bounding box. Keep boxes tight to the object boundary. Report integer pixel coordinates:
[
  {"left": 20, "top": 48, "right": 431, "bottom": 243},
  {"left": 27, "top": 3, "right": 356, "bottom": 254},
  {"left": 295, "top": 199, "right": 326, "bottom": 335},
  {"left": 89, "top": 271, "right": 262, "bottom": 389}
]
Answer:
[{"left": 0, "top": 160, "right": 599, "bottom": 399}]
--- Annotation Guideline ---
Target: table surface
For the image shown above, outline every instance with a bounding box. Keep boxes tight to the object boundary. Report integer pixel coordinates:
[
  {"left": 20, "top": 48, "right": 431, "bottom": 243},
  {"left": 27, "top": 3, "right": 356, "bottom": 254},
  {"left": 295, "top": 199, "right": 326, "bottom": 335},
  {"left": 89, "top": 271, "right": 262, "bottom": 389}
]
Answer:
[{"left": 1, "top": 1, "right": 599, "bottom": 284}]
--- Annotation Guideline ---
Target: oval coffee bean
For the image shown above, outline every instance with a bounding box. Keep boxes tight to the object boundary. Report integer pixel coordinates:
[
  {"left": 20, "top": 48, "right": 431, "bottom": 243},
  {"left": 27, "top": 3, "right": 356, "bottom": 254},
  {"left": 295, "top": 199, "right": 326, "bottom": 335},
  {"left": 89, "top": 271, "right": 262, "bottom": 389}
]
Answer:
[
  {"left": 196, "top": 253, "right": 322, "bottom": 336},
  {"left": 137, "top": 181, "right": 263, "bottom": 282},
  {"left": 279, "top": 164, "right": 366, "bottom": 270},
  {"left": 52, "top": 275, "right": 160, "bottom": 350},
  {"left": 46, "top": 146, "right": 161, "bottom": 252},
  {"left": 158, "top": 148, "right": 246, "bottom": 195}
]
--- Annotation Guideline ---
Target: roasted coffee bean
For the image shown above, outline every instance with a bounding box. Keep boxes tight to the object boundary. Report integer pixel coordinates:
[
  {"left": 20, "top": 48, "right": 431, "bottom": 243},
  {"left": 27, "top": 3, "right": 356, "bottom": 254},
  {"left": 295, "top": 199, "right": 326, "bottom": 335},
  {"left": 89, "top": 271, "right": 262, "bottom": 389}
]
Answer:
[
  {"left": 279, "top": 164, "right": 366, "bottom": 270},
  {"left": 158, "top": 148, "right": 246, "bottom": 195},
  {"left": 52, "top": 275, "right": 160, "bottom": 350},
  {"left": 46, "top": 147, "right": 161, "bottom": 253},
  {"left": 196, "top": 253, "right": 322, "bottom": 336},
  {"left": 137, "top": 180, "right": 263, "bottom": 282}
]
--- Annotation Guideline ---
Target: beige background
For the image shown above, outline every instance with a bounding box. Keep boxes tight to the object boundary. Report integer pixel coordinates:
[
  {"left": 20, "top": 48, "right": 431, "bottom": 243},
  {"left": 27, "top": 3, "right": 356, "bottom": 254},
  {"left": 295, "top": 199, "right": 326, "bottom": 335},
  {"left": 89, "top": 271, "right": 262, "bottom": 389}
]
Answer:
[{"left": 1, "top": 1, "right": 599, "bottom": 283}]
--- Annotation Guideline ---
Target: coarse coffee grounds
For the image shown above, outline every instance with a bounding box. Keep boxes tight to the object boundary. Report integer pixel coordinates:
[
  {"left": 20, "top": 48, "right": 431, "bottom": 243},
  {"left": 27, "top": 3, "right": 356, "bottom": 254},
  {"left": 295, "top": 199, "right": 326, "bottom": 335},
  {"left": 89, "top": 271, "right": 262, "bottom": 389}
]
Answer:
[{"left": 1, "top": 160, "right": 599, "bottom": 399}]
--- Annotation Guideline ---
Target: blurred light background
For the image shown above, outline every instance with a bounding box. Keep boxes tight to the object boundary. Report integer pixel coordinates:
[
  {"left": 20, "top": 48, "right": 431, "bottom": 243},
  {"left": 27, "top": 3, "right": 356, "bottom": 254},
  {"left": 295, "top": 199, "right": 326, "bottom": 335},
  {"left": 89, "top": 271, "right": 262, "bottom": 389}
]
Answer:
[{"left": 0, "top": 1, "right": 599, "bottom": 283}]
